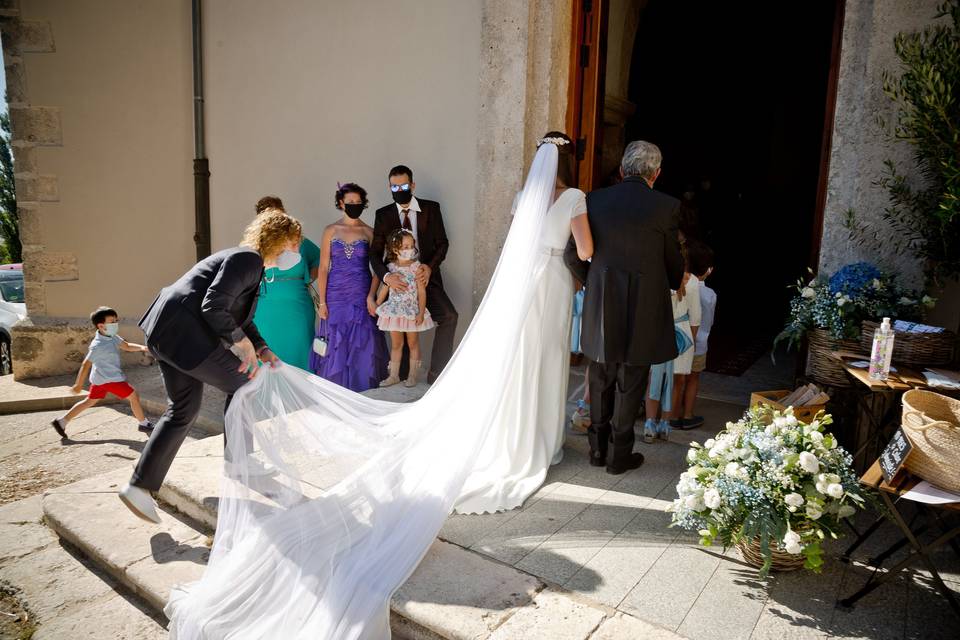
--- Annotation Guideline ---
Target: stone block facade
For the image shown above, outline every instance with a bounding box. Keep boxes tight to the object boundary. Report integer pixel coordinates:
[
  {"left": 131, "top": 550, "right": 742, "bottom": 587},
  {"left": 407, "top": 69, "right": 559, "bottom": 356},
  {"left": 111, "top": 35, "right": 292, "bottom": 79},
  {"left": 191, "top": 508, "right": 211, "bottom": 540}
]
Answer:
[
  {"left": 8, "top": 106, "right": 62, "bottom": 146},
  {"left": 820, "top": 0, "right": 942, "bottom": 287},
  {"left": 471, "top": 0, "right": 572, "bottom": 308},
  {"left": 11, "top": 318, "right": 149, "bottom": 381},
  {"left": 1, "top": 4, "right": 81, "bottom": 379}
]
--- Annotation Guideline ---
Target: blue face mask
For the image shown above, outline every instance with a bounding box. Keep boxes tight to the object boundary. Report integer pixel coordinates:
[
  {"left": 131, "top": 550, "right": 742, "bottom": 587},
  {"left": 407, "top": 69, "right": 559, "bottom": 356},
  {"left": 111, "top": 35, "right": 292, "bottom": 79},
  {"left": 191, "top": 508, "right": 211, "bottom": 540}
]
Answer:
[{"left": 104, "top": 322, "right": 120, "bottom": 337}]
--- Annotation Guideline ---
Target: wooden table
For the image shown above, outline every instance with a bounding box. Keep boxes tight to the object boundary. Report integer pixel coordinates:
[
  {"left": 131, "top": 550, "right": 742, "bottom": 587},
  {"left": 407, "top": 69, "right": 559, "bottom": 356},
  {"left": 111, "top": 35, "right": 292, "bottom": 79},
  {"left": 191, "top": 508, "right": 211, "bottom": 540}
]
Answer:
[
  {"left": 830, "top": 351, "right": 959, "bottom": 473},
  {"left": 839, "top": 461, "right": 960, "bottom": 617}
]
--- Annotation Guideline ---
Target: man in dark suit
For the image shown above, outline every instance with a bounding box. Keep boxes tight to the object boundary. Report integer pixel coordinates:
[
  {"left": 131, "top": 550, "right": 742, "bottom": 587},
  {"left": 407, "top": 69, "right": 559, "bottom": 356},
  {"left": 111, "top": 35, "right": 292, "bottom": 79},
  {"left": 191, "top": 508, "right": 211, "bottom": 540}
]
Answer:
[
  {"left": 370, "top": 165, "right": 458, "bottom": 383},
  {"left": 565, "top": 141, "right": 684, "bottom": 474},
  {"left": 120, "top": 241, "right": 287, "bottom": 523}
]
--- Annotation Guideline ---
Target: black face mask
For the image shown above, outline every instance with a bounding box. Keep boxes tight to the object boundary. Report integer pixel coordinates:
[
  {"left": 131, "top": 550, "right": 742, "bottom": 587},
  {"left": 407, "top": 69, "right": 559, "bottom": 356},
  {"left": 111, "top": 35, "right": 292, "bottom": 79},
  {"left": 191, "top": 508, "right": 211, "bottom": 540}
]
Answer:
[
  {"left": 392, "top": 190, "right": 413, "bottom": 206},
  {"left": 343, "top": 203, "right": 364, "bottom": 219}
]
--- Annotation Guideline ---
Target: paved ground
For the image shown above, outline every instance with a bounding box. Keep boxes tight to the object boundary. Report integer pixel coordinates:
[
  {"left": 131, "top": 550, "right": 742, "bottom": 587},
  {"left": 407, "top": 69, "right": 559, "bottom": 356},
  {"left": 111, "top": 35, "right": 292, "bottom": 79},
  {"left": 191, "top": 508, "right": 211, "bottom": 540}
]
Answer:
[
  {"left": 0, "top": 404, "right": 205, "bottom": 507},
  {"left": 698, "top": 350, "right": 796, "bottom": 406},
  {"left": 0, "top": 407, "right": 172, "bottom": 639},
  {"left": 2, "top": 360, "right": 959, "bottom": 639},
  {"left": 440, "top": 366, "right": 960, "bottom": 639}
]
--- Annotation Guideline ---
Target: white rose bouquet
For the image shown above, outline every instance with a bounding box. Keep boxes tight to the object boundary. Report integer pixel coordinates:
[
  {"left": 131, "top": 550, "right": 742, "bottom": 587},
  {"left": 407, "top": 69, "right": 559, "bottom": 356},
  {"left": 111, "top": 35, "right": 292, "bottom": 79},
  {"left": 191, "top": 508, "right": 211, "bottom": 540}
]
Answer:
[{"left": 668, "top": 407, "right": 866, "bottom": 575}]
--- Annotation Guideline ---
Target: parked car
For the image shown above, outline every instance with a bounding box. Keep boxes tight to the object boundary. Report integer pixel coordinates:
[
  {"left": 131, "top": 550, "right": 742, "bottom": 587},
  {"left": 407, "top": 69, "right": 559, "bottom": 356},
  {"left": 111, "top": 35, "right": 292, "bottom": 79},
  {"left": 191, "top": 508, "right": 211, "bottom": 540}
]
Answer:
[{"left": 0, "top": 265, "right": 26, "bottom": 375}]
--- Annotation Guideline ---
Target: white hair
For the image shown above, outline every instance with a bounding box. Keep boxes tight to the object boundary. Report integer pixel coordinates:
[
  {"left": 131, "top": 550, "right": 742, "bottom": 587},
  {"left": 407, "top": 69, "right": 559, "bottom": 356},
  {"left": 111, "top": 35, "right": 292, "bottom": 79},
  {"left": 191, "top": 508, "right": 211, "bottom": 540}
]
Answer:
[{"left": 621, "top": 141, "right": 662, "bottom": 180}]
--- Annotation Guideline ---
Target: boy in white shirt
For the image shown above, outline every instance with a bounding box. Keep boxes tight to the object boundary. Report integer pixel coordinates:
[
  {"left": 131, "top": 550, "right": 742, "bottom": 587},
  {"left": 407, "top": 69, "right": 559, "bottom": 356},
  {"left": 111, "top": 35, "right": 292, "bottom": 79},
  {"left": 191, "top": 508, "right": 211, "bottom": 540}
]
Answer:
[
  {"left": 680, "top": 241, "right": 715, "bottom": 427},
  {"left": 52, "top": 306, "right": 152, "bottom": 438}
]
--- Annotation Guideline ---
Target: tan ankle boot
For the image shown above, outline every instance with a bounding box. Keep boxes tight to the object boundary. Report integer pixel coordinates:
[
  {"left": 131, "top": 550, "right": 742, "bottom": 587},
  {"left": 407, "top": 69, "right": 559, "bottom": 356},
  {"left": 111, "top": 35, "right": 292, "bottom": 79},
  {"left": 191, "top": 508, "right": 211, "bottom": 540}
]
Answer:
[
  {"left": 404, "top": 360, "right": 422, "bottom": 388},
  {"left": 381, "top": 359, "right": 401, "bottom": 387}
]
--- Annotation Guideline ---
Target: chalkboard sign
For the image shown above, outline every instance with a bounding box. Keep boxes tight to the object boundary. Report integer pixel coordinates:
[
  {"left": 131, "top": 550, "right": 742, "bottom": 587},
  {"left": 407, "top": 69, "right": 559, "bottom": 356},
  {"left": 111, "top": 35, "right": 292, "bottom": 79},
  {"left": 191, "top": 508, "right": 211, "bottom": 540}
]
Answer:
[{"left": 880, "top": 427, "right": 914, "bottom": 483}]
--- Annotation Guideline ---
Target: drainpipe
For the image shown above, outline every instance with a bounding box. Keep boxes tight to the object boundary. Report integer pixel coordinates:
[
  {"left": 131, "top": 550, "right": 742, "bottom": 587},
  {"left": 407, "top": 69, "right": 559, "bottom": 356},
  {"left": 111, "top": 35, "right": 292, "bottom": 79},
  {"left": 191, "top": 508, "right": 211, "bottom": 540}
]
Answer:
[{"left": 192, "top": 0, "right": 211, "bottom": 260}]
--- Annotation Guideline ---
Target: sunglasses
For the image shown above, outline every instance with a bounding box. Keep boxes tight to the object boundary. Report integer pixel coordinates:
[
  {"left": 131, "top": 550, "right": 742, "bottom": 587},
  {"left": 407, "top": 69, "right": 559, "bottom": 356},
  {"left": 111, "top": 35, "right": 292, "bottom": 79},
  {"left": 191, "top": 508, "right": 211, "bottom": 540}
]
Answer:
[{"left": 389, "top": 183, "right": 412, "bottom": 193}]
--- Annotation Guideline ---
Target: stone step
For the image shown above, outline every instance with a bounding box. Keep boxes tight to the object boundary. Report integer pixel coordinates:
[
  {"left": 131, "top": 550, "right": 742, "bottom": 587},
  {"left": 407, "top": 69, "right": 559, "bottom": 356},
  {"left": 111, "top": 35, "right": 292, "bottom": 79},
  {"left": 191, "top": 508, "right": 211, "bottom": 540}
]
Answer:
[{"left": 42, "top": 438, "right": 682, "bottom": 640}]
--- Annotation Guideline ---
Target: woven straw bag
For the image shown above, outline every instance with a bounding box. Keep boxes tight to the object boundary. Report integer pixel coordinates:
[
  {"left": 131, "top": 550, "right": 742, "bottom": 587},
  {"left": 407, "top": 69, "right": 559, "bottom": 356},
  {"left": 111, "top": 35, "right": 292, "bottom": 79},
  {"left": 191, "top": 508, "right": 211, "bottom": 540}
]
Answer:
[{"left": 900, "top": 390, "right": 960, "bottom": 493}]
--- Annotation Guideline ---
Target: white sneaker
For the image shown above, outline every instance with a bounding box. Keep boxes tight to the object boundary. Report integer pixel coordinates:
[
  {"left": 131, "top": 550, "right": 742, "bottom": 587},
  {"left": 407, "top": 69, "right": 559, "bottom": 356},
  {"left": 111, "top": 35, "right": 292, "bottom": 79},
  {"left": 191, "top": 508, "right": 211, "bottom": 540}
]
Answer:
[{"left": 118, "top": 483, "right": 162, "bottom": 524}]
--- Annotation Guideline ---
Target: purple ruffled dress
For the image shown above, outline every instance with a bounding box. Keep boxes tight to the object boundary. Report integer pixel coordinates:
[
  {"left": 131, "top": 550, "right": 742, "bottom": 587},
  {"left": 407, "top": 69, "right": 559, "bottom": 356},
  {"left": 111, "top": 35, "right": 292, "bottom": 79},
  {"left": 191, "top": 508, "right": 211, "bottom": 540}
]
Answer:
[{"left": 310, "top": 238, "right": 388, "bottom": 392}]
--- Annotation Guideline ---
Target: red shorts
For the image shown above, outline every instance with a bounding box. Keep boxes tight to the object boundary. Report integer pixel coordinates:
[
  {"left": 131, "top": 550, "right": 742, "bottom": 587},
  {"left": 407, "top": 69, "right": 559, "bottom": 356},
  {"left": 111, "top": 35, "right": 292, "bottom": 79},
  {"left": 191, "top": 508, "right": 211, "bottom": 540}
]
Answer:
[{"left": 88, "top": 381, "right": 135, "bottom": 400}]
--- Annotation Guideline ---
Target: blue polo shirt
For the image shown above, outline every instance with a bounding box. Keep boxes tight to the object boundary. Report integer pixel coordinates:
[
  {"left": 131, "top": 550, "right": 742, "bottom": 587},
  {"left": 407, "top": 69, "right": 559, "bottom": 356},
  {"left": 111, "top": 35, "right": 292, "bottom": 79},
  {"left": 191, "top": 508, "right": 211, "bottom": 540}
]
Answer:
[{"left": 87, "top": 332, "right": 126, "bottom": 385}]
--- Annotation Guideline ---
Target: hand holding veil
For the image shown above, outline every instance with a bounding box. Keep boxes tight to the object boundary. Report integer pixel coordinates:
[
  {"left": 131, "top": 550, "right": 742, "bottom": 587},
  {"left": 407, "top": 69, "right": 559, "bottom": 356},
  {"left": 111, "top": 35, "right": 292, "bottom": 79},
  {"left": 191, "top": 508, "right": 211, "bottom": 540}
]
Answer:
[{"left": 168, "top": 144, "right": 560, "bottom": 640}]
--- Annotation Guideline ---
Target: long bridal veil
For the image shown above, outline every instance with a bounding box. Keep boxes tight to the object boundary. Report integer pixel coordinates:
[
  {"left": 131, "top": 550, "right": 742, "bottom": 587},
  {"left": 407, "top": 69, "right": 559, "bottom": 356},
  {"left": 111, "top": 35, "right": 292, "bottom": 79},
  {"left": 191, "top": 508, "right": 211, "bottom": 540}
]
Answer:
[{"left": 167, "top": 143, "right": 560, "bottom": 639}]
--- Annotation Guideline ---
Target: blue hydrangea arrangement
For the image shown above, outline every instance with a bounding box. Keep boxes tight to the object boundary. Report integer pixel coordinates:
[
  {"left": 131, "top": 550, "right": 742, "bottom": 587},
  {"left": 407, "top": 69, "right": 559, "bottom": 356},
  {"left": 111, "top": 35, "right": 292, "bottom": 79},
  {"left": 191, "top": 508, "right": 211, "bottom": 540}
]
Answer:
[
  {"left": 828, "top": 262, "right": 882, "bottom": 296},
  {"left": 776, "top": 263, "right": 933, "bottom": 352}
]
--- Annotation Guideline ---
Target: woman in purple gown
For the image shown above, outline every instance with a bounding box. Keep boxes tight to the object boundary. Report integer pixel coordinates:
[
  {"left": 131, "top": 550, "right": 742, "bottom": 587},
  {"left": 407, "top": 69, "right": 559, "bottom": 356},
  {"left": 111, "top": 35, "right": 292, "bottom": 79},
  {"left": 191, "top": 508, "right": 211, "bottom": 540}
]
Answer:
[{"left": 311, "top": 183, "right": 388, "bottom": 391}]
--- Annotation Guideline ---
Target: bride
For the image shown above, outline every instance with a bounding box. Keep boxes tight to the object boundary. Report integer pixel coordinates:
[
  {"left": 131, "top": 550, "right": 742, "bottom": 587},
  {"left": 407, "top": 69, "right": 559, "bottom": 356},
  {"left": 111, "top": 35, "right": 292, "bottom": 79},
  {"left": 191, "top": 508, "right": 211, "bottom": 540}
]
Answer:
[
  {"left": 167, "top": 133, "right": 594, "bottom": 639},
  {"left": 456, "top": 131, "right": 592, "bottom": 513}
]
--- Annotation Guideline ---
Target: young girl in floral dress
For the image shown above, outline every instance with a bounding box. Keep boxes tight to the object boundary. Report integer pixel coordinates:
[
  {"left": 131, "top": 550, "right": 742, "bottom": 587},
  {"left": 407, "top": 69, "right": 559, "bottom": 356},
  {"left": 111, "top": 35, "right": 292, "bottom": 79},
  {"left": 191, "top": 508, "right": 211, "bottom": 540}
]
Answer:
[{"left": 375, "top": 229, "right": 435, "bottom": 387}]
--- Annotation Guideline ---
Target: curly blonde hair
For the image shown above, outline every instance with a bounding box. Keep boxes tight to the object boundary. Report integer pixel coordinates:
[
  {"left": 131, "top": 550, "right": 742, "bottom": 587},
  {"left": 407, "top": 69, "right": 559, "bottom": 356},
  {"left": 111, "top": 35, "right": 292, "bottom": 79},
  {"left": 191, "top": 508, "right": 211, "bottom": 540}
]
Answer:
[{"left": 240, "top": 210, "right": 302, "bottom": 258}]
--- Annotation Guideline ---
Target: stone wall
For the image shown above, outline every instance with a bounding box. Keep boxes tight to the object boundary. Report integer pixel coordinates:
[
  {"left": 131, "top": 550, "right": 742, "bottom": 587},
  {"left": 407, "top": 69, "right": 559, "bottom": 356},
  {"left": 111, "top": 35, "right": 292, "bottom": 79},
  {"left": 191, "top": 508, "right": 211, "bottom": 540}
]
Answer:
[
  {"left": 1, "top": 0, "right": 195, "bottom": 380},
  {"left": 1, "top": 0, "right": 71, "bottom": 379},
  {"left": 11, "top": 318, "right": 151, "bottom": 380},
  {"left": 1, "top": 0, "right": 563, "bottom": 378},
  {"left": 820, "top": 0, "right": 943, "bottom": 287},
  {"left": 0, "top": 2, "right": 68, "bottom": 319},
  {"left": 471, "top": 0, "right": 572, "bottom": 308}
]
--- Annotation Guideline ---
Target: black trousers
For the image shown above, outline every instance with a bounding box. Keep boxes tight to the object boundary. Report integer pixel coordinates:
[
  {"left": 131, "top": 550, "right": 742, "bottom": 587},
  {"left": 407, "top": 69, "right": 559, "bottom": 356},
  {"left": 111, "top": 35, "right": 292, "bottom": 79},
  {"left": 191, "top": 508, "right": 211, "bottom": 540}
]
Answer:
[
  {"left": 399, "top": 279, "right": 458, "bottom": 382},
  {"left": 588, "top": 361, "right": 650, "bottom": 466},
  {"left": 130, "top": 345, "right": 250, "bottom": 491}
]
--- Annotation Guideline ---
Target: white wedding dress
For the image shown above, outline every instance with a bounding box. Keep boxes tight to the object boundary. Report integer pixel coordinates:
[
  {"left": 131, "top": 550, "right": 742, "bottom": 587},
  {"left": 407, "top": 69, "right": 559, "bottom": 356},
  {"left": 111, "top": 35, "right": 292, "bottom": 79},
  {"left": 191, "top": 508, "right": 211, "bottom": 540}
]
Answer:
[
  {"left": 166, "top": 144, "right": 579, "bottom": 639},
  {"left": 455, "top": 187, "right": 584, "bottom": 514}
]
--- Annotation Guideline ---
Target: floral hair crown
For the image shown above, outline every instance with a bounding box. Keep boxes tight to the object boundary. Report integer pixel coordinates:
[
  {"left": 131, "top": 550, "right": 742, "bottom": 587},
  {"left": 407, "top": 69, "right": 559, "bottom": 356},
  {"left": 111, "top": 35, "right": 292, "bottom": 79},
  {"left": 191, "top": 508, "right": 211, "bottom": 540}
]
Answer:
[{"left": 536, "top": 136, "right": 571, "bottom": 148}]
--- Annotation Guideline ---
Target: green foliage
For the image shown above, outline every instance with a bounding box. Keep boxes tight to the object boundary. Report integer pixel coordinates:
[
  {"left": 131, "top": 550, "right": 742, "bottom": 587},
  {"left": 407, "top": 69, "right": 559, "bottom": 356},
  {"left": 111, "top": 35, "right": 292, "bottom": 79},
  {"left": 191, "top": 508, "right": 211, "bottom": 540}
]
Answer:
[
  {"left": 0, "top": 111, "right": 20, "bottom": 264},
  {"left": 846, "top": 1, "right": 960, "bottom": 285},
  {"left": 737, "top": 502, "right": 787, "bottom": 576}
]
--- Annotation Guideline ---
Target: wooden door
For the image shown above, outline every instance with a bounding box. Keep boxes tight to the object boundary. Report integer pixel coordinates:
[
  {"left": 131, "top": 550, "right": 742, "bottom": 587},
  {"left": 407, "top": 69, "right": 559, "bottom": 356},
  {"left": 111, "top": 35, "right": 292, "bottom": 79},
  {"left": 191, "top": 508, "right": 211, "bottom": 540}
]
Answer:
[
  {"left": 567, "top": 0, "right": 608, "bottom": 191},
  {"left": 809, "top": 0, "right": 846, "bottom": 272}
]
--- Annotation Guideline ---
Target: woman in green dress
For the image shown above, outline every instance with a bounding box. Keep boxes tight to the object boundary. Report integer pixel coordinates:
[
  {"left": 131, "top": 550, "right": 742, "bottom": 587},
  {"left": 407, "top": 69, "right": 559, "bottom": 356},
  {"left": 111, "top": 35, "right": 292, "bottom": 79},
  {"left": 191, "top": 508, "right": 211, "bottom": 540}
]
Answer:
[{"left": 252, "top": 196, "right": 321, "bottom": 371}]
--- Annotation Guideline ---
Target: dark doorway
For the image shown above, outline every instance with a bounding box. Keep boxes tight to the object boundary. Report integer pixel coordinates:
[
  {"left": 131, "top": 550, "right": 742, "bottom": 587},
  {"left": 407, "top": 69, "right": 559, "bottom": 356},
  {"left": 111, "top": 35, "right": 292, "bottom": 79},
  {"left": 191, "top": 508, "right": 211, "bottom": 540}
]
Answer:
[{"left": 621, "top": 0, "right": 841, "bottom": 375}]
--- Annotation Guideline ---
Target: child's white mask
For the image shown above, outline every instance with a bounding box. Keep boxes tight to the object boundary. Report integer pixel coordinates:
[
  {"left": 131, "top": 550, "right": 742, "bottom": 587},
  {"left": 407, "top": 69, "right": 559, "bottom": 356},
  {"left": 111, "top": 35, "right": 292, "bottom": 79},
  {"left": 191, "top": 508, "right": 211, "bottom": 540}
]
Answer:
[
  {"left": 275, "top": 250, "right": 302, "bottom": 271},
  {"left": 104, "top": 322, "right": 120, "bottom": 337},
  {"left": 399, "top": 248, "right": 418, "bottom": 261}
]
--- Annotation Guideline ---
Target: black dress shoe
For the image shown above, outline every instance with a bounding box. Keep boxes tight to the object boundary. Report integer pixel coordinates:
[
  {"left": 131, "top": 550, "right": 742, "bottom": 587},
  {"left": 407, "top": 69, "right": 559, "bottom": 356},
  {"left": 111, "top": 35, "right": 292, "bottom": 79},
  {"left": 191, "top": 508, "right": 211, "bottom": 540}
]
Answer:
[
  {"left": 675, "top": 416, "right": 705, "bottom": 430},
  {"left": 606, "top": 452, "right": 644, "bottom": 475}
]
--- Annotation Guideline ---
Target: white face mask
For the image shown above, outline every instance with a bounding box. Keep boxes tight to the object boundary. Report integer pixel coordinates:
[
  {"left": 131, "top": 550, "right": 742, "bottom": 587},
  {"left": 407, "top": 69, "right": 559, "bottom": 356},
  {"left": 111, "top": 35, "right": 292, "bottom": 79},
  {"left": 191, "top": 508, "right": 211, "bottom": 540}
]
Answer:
[
  {"left": 399, "top": 248, "right": 418, "bottom": 261},
  {"left": 104, "top": 322, "right": 120, "bottom": 337},
  {"left": 274, "top": 250, "right": 302, "bottom": 271}
]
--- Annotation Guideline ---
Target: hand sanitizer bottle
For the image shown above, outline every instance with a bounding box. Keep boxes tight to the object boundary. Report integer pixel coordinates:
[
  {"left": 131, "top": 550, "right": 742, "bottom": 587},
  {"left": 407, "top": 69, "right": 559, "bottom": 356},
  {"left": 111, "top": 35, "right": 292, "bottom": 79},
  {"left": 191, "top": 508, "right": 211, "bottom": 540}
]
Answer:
[
  {"left": 869, "top": 317, "right": 895, "bottom": 380},
  {"left": 881, "top": 318, "right": 896, "bottom": 378}
]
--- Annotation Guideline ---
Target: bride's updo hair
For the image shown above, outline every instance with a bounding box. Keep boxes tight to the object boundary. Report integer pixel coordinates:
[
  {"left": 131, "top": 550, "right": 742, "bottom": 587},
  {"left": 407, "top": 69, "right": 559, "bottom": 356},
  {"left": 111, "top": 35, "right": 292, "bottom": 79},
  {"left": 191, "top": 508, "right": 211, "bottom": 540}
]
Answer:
[{"left": 538, "top": 131, "right": 576, "bottom": 187}]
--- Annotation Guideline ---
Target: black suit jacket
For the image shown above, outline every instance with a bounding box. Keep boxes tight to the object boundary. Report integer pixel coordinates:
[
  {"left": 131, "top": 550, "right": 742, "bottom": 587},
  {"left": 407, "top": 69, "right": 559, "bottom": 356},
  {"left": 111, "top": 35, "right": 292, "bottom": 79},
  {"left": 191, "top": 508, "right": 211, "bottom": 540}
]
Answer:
[
  {"left": 564, "top": 177, "right": 684, "bottom": 366},
  {"left": 139, "top": 248, "right": 267, "bottom": 371},
  {"left": 370, "top": 199, "right": 450, "bottom": 286}
]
